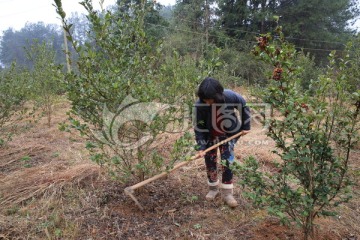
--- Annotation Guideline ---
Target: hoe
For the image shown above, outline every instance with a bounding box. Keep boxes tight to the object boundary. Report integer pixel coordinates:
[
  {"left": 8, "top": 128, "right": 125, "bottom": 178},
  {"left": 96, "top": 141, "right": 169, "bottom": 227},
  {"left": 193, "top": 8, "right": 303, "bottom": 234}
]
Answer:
[{"left": 124, "top": 131, "right": 246, "bottom": 210}]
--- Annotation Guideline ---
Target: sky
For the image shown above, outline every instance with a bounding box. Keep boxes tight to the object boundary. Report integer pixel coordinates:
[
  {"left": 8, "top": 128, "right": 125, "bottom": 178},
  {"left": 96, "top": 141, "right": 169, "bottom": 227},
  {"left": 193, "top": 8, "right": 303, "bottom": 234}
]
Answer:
[
  {"left": 0, "top": 0, "right": 359, "bottom": 37},
  {"left": 0, "top": 0, "right": 176, "bottom": 36}
]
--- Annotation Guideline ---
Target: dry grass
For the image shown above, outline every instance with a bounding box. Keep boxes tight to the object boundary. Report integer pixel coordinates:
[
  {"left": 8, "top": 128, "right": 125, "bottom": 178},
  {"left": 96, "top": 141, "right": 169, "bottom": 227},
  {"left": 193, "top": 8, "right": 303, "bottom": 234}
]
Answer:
[
  {"left": 0, "top": 99, "right": 101, "bottom": 239},
  {"left": 0, "top": 163, "right": 99, "bottom": 207}
]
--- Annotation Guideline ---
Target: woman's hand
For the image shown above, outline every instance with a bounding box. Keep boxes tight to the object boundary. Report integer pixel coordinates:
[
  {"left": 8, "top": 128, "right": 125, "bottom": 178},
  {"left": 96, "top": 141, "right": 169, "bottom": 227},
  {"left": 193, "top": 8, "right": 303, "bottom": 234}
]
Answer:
[{"left": 197, "top": 150, "right": 206, "bottom": 158}]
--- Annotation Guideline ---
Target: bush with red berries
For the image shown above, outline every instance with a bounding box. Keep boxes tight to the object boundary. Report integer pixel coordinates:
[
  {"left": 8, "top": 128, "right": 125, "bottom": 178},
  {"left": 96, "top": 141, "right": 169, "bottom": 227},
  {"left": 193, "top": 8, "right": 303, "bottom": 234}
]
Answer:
[{"left": 233, "top": 24, "right": 360, "bottom": 240}]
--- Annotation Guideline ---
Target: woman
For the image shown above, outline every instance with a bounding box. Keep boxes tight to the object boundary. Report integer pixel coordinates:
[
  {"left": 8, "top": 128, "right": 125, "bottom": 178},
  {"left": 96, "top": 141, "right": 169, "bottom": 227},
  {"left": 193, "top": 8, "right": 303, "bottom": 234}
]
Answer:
[{"left": 194, "top": 77, "right": 251, "bottom": 207}]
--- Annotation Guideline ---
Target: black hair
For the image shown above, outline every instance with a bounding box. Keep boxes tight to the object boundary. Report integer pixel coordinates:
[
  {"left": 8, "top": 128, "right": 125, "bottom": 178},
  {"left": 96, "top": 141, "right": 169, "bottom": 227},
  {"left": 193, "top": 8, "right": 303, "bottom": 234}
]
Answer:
[{"left": 197, "top": 77, "right": 224, "bottom": 103}]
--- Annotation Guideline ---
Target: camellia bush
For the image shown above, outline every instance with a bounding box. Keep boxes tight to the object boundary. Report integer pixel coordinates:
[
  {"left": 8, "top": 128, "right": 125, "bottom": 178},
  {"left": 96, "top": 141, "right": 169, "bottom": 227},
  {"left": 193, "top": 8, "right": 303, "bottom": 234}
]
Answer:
[
  {"left": 233, "top": 24, "right": 360, "bottom": 239},
  {"left": 54, "top": 0, "right": 222, "bottom": 183},
  {"left": 0, "top": 63, "right": 27, "bottom": 145},
  {"left": 26, "top": 41, "right": 64, "bottom": 127}
]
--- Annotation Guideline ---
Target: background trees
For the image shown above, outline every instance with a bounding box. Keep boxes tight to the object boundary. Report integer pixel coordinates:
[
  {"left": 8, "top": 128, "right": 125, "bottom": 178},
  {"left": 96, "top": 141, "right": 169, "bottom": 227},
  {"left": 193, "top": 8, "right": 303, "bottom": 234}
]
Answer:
[
  {"left": 0, "top": 0, "right": 358, "bottom": 73},
  {"left": 0, "top": 23, "right": 64, "bottom": 68},
  {"left": 216, "top": 0, "right": 278, "bottom": 39},
  {"left": 277, "top": 0, "right": 359, "bottom": 64}
]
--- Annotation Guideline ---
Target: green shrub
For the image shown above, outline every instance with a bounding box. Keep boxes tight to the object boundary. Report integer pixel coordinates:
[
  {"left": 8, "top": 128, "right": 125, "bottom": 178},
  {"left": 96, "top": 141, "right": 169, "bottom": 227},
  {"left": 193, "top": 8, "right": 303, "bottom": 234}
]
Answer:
[
  {"left": 26, "top": 41, "right": 65, "bottom": 127},
  {"left": 234, "top": 25, "right": 359, "bottom": 240},
  {"left": 54, "top": 0, "right": 221, "bottom": 183},
  {"left": 0, "top": 63, "right": 27, "bottom": 143}
]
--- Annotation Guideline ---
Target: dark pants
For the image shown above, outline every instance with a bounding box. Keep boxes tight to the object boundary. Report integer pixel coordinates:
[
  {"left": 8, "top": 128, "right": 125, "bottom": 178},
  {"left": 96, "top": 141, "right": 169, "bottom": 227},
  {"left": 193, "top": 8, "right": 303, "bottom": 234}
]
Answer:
[{"left": 204, "top": 135, "right": 236, "bottom": 184}]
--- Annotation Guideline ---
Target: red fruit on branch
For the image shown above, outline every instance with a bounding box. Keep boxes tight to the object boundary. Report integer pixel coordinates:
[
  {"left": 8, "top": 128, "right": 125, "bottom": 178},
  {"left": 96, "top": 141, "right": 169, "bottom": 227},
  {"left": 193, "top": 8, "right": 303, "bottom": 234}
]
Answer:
[
  {"left": 257, "top": 36, "right": 268, "bottom": 50},
  {"left": 272, "top": 67, "right": 283, "bottom": 80},
  {"left": 301, "top": 103, "right": 309, "bottom": 110}
]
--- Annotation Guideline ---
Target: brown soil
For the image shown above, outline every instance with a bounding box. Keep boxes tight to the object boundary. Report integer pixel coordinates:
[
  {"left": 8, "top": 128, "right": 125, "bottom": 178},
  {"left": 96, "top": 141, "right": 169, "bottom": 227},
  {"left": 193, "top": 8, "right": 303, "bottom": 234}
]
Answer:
[{"left": 0, "top": 99, "right": 359, "bottom": 240}]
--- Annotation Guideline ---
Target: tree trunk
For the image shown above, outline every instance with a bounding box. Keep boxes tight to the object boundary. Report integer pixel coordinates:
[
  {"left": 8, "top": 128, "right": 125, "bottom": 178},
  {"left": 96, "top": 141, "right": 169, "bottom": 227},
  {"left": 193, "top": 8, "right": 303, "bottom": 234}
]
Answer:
[
  {"left": 303, "top": 213, "right": 314, "bottom": 240},
  {"left": 205, "top": 0, "right": 210, "bottom": 47}
]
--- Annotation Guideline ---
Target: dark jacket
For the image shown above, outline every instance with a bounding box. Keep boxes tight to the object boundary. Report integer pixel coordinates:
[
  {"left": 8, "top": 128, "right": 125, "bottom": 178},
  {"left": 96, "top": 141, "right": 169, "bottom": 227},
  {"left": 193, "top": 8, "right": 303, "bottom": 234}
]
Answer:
[{"left": 194, "top": 89, "right": 251, "bottom": 150}]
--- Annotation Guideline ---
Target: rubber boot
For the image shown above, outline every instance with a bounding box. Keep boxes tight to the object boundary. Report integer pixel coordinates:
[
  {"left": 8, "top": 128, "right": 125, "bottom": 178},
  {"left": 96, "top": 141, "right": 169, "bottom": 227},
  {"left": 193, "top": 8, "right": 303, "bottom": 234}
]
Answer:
[
  {"left": 205, "top": 180, "right": 219, "bottom": 201},
  {"left": 221, "top": 184, "right": 238, "bottom": 208}
]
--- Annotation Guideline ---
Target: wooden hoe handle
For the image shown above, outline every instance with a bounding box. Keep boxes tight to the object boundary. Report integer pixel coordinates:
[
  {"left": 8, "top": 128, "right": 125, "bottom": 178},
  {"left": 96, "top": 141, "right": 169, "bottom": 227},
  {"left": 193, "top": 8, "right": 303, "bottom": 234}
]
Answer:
[{"left": 124, "top": 131, "right": 245, "bottom": 210}]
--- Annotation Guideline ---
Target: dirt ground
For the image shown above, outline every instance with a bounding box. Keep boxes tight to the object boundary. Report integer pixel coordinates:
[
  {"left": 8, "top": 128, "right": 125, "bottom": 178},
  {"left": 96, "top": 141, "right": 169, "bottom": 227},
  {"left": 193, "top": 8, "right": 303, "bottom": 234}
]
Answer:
[{"left": 0, "top": 100, "right": 359, "bottom": 240}]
